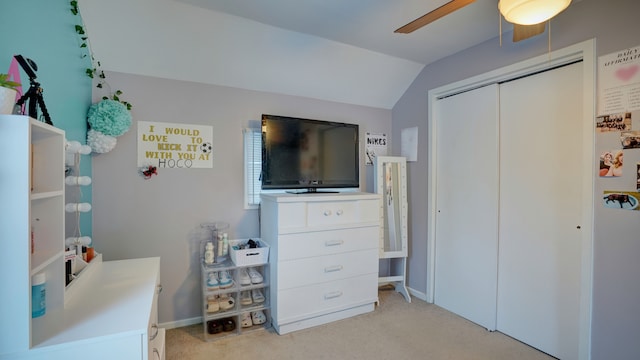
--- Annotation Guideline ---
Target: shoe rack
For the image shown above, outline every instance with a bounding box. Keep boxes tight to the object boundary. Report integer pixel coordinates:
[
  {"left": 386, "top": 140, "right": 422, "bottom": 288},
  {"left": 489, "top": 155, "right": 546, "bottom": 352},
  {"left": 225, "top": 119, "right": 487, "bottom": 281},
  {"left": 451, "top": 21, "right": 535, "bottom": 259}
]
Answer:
[{"left": 200, "top": 259, "right": 270, "bottom": 341}]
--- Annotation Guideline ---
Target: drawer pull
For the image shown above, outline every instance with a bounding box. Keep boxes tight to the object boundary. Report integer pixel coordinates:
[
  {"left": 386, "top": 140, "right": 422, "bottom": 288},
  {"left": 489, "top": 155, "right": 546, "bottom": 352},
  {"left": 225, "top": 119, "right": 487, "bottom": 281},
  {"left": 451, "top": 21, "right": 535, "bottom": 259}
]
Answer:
[
  {"left": 323, "top": 210, "right": 332, "bottom": 216},
  {"left": 153, "top": 348, "right": 160, "bottom": 360},
  {"left": 325, "top": 239, "right": 344, "bottom": 247},
  {"left": 324, "top": 265, "right": 343, "bottom": 273},
  {"left": 150, "top": 324, "right": 159, "bottom": 341},
  {"left": 336, "top": 209, "right": 344, "bottom": 216},
  {"left": 324, "top": 291, "right": 343, "bottom": 300}
]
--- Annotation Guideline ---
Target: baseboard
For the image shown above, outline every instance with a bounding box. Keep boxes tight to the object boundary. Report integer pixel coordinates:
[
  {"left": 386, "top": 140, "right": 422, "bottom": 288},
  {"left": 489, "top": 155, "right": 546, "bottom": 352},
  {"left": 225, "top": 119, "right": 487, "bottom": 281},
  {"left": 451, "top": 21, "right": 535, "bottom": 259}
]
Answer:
[
  {"left": 407, "top": 286, "right": 428, "bottom": 302},
  {"left": 160, "top": 316, "right": 202, "bottom": 329}
]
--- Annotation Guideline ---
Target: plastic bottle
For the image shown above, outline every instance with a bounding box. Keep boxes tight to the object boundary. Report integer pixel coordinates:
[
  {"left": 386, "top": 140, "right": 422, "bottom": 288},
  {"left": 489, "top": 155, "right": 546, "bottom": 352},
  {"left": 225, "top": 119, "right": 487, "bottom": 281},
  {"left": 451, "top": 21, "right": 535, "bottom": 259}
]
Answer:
[
  {"left": 204, "top": 241, "right": 215, "bottom": 265},
  {"left": 217, "top": 234, "right": 224, "bottom": 257},
  {"left": 222, "top": 232, "right": 229, "bottom": 256},
  {"left": 31, "top": 273, "right": 46, "bottom": 318}
]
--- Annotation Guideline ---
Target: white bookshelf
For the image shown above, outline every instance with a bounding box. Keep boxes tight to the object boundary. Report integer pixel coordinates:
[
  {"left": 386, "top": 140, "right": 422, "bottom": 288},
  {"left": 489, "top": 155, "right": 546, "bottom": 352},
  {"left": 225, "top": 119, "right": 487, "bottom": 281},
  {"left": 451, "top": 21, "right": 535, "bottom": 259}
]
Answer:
[{"left": 0, "top": 115, "right": 65, "bottom": 353}]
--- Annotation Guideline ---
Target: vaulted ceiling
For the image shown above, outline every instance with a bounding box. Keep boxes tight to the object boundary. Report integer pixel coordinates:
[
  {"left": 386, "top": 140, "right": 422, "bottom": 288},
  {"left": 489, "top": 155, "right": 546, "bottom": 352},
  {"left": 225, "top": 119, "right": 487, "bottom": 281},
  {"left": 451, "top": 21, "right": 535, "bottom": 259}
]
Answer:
[{"left": 79, "top": 0, "right": 573, "bottom": 109}]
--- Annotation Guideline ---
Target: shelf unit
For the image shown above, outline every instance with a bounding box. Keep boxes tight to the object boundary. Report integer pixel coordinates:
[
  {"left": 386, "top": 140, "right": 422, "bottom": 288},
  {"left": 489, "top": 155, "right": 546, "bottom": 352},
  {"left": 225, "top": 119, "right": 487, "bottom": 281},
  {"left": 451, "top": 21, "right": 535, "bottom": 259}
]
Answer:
[
  {"left": 201, "top": 259, "right": 270, "bottom": 341},
  {"left": 0, "top": 116, "right": 65, "bottom": 354}
]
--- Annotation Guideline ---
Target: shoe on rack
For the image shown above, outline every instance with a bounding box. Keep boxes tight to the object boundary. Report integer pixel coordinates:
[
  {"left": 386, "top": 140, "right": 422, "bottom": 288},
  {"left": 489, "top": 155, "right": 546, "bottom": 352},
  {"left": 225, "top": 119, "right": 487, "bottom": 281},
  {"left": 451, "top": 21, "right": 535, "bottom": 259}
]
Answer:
[
  {"left": 248, "top": 267, "right": 263, "bottom": 284},
  {"left": 238, "top": 268, "right": 251, "bottom": 286},
  {"left": 240, "top": 312, "right": 253, "bottom": 328},
  {"left": 251, "top": 310, "right": 266, "bottom": 325},
  {"left": 251, "top": 288, "right": 265, "bottom": 303},
  {"left": 206, "top": 272, "right": 219, "bottom": 290},
  {"left": 218, "top": 270, "right": 234, "bottom": 289},
  {"left": 222, "top": 317, "right": 236, "bottom": 332},
  {"left": 206, "top": 295, "right": 219, "bottom": 313},
  {"left": 218, "top": 293, "right": 235, "bottom": 311},
  {"left": 240, "top": 291, "right": 253, "bottom": 306},
  {"left": 207, "top": 319, "right": 223, "bottom": 334}
]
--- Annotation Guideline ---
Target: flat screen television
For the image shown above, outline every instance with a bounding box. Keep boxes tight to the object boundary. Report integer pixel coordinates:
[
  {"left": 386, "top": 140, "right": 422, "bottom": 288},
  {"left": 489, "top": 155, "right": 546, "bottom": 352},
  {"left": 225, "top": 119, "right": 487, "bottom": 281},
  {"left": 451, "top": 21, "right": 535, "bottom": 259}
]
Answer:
[{"left": 261, "top": 114, "right": 360, "bottom": 193}]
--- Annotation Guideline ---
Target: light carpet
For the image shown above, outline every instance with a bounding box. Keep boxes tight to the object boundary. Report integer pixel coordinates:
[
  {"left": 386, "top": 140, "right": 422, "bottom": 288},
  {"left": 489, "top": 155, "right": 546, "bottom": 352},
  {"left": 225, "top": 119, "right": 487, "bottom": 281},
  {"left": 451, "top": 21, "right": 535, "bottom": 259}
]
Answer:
[{"left": 165, "top": 288, "right": 554, "bottom": 360}]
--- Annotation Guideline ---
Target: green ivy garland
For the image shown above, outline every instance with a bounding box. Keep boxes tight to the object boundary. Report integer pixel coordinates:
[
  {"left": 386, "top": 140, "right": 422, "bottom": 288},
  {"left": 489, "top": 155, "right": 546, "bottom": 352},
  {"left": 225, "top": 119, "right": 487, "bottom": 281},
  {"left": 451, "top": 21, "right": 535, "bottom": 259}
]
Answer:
[{"left": 70, "top": 0, "right": 132, "bottom": 110}]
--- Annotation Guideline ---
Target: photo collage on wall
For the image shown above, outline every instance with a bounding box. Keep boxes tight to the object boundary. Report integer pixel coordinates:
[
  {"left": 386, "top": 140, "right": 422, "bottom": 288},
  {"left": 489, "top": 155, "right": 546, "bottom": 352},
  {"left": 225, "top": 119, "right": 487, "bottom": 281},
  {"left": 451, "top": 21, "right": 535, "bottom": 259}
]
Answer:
[
  {"left": 597, "top": 45, "right": 640, "bottom": 210},
  {"left": 598, "top": 111, "right": 640, "bottom": 210}
]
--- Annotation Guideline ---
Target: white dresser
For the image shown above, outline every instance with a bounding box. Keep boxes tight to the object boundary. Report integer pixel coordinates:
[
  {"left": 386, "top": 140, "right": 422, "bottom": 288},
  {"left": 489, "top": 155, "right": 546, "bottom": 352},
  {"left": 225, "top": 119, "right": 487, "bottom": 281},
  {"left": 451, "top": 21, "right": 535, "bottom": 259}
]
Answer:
[{"left": 260, "top": 192, "right": 380, "bottom": 335}]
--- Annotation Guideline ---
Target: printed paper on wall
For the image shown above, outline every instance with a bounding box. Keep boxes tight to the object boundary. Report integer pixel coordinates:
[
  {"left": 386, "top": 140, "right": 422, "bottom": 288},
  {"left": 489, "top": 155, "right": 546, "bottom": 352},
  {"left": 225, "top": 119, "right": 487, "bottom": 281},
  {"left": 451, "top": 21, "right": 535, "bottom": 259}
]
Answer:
[
  {"left": 603, "top": 191, "right": 640, "bottom": 211},
  {"left": 597, "top": 45, "right": 640, "bottom": 116},
  {"left": 366, "top": 133, "right": 387, "bottom": 165},
  {"left": 138, "top": 121, "right": 213, "bottom": 169}
]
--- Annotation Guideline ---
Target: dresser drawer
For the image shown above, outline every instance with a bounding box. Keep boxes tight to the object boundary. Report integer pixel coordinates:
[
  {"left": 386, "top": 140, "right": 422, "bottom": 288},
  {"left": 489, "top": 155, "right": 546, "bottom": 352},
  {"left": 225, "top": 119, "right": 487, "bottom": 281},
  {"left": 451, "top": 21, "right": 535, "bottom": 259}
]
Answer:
[
  {"left": 276, "top": 273, "right": 378, "bottom": 323},
  {"left": 275, "top": 198, "right": 379, "bottom": 229},
  {"left": 277, "top": 248, "right": 378, "bottom": 290},
  {"left": 306, "top": 199, "right": 378, "bottom": 227},
  {"left": 278, "top": 226, "right": 377, "bottom": 260}
]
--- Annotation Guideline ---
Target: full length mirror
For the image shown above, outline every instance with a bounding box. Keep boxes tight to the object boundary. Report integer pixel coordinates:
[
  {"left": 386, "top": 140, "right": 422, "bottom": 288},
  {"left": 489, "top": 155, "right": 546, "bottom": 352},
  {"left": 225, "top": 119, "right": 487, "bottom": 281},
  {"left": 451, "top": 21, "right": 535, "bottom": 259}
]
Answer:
[{"left": 374, "top": 156, "right": 408, "bottom": 258}]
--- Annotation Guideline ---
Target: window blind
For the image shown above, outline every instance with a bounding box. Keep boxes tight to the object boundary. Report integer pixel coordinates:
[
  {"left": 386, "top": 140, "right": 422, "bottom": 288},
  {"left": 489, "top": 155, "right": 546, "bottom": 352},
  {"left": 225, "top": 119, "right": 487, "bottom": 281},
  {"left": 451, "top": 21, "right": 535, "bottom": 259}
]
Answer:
[{"left": 243, "top": 128, "right": 262, "bottom": 208}]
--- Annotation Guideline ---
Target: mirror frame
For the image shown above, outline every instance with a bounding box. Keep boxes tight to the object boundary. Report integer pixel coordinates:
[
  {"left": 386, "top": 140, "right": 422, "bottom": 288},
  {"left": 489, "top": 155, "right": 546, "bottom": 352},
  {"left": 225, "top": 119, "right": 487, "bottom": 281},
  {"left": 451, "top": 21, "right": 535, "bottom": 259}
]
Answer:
[{"left": 374, "top": 156, "right": 408, "bottom": 259}]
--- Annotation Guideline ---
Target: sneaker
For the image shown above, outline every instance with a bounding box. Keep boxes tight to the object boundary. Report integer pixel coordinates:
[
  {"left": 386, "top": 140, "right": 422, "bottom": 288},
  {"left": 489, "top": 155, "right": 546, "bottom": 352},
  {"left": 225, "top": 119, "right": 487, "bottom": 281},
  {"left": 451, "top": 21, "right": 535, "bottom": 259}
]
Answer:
[
  {"left": 222, "top": 317, "right": 236, "bottom": 332},
  {"left": 206, "top": 295, "right": 219, "bottom": 313},
  {"left": 206, "top": 272, "right": 219, "bottom": 290},
  {"left": 218, "top": 270, "right": 234, "bottom": 289},
  {"left": 218, "top": 293, "right": 235, "bottom": 311},
  {"left": 248, "top": 267, "right": 263, "bottom": 284},
  {"left": 251, "top": 310, "right": 266, "bottom": 325},
  {"left": 238, "top": 268, "right": 251, "bottom": 286},
  {"left": 240, "top": 312, "right": 253, "bottom": 328},
  {"left": 251, "top": 288, "right": 265, "bottom": 303},
  {"left": 207, "top": 319, "right": 223, "bottom": 334},
  {"left": 240, "top": 291, "right": 253, "bottom": 306}
]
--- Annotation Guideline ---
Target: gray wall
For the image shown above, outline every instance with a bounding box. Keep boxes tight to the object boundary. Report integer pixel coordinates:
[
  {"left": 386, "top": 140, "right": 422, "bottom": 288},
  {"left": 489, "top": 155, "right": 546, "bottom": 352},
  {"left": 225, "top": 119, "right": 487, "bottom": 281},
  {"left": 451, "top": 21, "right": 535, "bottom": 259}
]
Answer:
[
  {"left": 392, "top": 0, "right": 640, "bottom": 358},
  {"left": 91, "top": 71, "right": 391, "bottom": 326}
]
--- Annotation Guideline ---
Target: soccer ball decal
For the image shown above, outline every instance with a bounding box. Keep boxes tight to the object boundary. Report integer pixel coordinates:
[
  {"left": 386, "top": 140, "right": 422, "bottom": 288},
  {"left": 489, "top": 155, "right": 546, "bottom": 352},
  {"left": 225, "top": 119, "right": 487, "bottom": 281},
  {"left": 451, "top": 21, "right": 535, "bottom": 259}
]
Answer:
[{"left": 200, "top": 142, "right": 213, "bottom": 154}]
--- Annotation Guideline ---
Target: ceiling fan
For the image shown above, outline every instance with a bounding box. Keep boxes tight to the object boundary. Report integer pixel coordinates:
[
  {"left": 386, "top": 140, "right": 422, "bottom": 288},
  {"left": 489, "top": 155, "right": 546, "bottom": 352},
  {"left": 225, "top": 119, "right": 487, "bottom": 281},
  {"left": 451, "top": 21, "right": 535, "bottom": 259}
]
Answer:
[{"left": 394, "top": 0, "right": 572, "bottom": 42}]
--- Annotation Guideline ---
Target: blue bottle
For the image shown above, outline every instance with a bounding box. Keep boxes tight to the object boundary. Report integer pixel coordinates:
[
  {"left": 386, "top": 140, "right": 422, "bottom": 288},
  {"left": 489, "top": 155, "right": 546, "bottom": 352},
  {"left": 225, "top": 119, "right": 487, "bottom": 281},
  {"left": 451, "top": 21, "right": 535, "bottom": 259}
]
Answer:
[{"left": 31, "top": 273, "right": 46, "bottom": 318}]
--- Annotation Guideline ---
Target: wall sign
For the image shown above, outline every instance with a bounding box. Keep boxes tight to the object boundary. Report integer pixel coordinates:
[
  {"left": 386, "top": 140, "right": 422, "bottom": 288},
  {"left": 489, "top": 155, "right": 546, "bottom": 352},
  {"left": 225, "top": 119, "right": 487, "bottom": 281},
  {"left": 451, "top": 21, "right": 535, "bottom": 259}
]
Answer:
[
  {"left": 365, "top": 132, "right": 387, "bottom": 165},
  {"left": 137, "top": 121, "right": 213, "bottom": 169},
  {"left": 597, "top": 45, "right": 640, "bottom": 116}
]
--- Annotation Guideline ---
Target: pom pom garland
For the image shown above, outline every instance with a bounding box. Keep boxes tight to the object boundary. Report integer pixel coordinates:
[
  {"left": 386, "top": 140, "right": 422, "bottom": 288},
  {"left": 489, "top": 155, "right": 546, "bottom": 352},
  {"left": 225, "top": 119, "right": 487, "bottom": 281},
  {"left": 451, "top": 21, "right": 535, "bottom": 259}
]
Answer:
[
  {"left": 87, "top": 99, "right": 132, "bottom": 137},
  {"left": 87, "top": 129, "right": 117, "bottom": 154}
]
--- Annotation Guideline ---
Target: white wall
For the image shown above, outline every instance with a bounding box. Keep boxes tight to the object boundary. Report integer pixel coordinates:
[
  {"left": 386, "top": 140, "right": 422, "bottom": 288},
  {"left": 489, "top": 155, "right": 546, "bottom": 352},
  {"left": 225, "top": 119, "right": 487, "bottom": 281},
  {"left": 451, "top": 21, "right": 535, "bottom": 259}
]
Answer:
[
  {"left": 392, "top": 0, "right": 640, "bottom": 358},
  {"left": 91, "top": 71, "right": 391, "bottom": 325}
]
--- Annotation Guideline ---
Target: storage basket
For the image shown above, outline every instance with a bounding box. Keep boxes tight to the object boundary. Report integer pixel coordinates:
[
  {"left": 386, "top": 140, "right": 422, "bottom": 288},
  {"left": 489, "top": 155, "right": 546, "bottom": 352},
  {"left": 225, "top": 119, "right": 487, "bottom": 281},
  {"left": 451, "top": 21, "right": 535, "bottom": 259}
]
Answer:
[{"left": 229, "top": 238, "right": 269, "bottom": 267}]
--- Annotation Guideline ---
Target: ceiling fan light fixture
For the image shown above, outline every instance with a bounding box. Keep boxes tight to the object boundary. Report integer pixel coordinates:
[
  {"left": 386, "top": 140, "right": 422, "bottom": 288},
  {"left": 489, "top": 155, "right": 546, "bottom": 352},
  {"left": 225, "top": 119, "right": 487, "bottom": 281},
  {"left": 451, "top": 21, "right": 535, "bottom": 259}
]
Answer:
[{"left": 498, "top": 0, "right": 571, "bottom": 25}]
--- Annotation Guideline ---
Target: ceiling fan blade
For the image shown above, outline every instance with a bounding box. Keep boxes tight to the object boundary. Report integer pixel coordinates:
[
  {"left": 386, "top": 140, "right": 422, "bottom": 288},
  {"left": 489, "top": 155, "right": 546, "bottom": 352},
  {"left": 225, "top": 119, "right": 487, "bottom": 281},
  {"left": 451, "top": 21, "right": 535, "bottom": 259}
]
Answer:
[
  {"left": 395, "top": 0, "right": 475, "bottom": 34},
  {"left": 512, "top": 22, "right": 546, "bottom": 42}
]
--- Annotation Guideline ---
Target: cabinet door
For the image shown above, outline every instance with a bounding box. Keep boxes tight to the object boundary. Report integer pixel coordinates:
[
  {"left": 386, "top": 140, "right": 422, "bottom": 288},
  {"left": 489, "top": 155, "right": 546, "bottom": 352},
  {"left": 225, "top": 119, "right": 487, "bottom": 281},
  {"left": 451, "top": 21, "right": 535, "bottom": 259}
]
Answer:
[{"left": 433, "top": 84, "right": 499, "bottom": 331}]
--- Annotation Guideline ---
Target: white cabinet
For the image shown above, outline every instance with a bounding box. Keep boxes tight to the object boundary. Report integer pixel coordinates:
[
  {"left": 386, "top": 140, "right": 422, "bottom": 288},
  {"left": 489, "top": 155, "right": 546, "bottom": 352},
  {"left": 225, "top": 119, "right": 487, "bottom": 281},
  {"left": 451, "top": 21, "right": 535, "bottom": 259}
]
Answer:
[
  {"left": 260, "top": 192, "right": 380, "bottom": 335},
  {"left": 0, "top": 115, "right": 65, "bottom": 355},
  {"left": 0, "top": 116, "right": 164, "bottom": 360},
  {"left": 374, "top": 156, "right": 410, "bottom": 303}
]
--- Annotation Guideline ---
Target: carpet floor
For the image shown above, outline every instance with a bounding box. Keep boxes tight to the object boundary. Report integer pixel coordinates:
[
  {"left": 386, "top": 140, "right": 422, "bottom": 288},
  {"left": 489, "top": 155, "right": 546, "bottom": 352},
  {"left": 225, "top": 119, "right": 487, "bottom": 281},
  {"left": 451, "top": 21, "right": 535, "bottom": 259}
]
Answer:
[{"left": 165, "top": 288, "right": 554, "bottom": 360}]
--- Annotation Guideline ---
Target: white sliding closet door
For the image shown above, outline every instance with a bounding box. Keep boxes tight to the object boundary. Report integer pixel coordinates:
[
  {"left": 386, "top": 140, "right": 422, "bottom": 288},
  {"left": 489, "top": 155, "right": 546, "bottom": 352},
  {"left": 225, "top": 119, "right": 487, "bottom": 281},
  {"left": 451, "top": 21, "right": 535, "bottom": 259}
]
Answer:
[
  {"left": 497, "top": 62, "right": 583, "bottom": 359},
  {"left": 434, "top": 84, "right": 499, "bottom": 330}
]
